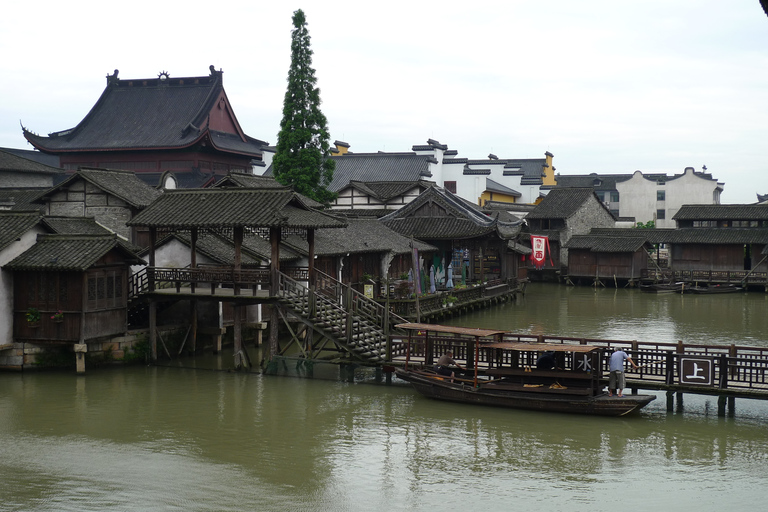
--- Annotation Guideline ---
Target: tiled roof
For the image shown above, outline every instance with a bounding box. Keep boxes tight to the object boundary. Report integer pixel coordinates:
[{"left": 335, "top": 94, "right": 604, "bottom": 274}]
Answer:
[
  {"left": 0, "top": 211, "right": 42, "bottom": 252},
  {"left": 344, "top": 180, "right": 431, "bottom": 202},
  {"left": 280, "top": 219, "right": 436, "bottom": 257},
  {"left": 215, "top": 172, "right": 286, "bottom": 189},
  {"left": 588, "top": 228, "right": 676, "bottom": 244},
  {"left": 42, "top": 216, "right": 113, "bottom": 235},
  {"left": 22, "top": 69, "right": 266, "bottom": 157},
  {"left": 35, "top": 168, "right": 162, "bottom": 208},
  {"left": 214, "top": 172, "right": 324, "bottom": 208},
  {"left": 381, "top": 186, "right": 522, "bottom": 240},
  {"left": 555, "top": 173, "right": 636, "bottom": 189},
  {"left": 673, "top": 204, "right": 768, "bottom": 221},
  {"left": 0, "top": 148, "right": 63, "bottom": 174},
  {"left": 266, "top": 152, "right": 435, "bottom": 192},
  {"left": 666, "top": 228, "right": 768, "bottom": 244},
  {"left": 5, "top": 234, "right": 141, "bottom": 271},
  {"left": 128, "top": 188, "right": 347, "bottom": 230},
  {"left": 41, "top": 216, "right": 142, "bottom": 253},
  {"left": 588, "top": 227, "right": 768, "bottom": 244},
  {"left": 0, "top": 189, "right": 47, "bottom": 211},
  {"left": 564, "top": 234, "right": 649, "bottom": 252},
  {"left": 0, "top": 147, "right": 60, "bottom": 168},
  {"left": 485, "top": 178, "right": 521, "bottom": 197},
  {"left": 527, "top": 188, "right": 603, "bottom": 219}
]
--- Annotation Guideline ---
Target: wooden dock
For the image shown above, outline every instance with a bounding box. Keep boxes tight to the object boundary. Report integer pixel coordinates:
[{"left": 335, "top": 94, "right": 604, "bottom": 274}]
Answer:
[{"left": 388, "top": 331, "right": 768, "bottom": 416}]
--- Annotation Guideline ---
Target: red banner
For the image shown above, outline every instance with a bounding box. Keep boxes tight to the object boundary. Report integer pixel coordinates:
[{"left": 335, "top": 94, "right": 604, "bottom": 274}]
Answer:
[{"left": 530, "top": 235, "right": 552, "bottom": 270}]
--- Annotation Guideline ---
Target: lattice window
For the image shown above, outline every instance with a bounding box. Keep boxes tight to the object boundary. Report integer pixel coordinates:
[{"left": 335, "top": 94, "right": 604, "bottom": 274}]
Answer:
[
  {"left": 88, "top": 277, "right": 96, "bottom": 302},
  {"left": 59, "top": 278, "right": 68, "bottom": 303}
]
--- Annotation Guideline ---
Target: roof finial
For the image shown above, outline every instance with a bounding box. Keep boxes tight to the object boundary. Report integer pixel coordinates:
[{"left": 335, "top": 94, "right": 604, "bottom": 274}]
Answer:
[{"left": 107, "top": 69, "right": 119, "bottom": 84}]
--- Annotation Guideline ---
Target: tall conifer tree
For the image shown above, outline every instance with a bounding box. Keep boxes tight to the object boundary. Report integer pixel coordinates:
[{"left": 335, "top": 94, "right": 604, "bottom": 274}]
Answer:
[{"left": 273, "top": 9, "right": 336, "bottom": 205}]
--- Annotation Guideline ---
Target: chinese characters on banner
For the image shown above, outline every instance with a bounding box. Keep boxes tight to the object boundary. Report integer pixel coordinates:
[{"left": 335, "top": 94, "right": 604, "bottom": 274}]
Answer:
[{"left": 530, "top": 235, "right": 552, "bottom": 270}]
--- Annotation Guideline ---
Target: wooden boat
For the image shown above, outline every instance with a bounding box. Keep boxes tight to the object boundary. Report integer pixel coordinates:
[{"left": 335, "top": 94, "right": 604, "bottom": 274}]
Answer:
[
  {"left": 638, "top": 282, "right": 687, "bottom": 294},
  {"left": 394, "top": 323, "right": 656, "bottom": 417},
  {"left": 685, "top": 284, "right": 742, "bottom": 294}
]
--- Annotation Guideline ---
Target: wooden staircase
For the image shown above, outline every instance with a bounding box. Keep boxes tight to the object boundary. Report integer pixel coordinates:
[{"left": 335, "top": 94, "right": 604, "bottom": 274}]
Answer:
[{"left": 277, "top": 270, "right": 406, "bottom": 363}]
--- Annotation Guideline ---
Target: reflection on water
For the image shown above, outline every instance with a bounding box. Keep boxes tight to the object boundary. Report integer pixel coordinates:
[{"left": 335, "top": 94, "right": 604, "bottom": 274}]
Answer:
[
  {"left": 447, "top": 283, "right": 768, "bottom": 347},
  {"left": 2, "top": 363, "right": 768, "bottom": 511},
  {"left": 2, "top": 284, "right": 768, "bottom": 511}
]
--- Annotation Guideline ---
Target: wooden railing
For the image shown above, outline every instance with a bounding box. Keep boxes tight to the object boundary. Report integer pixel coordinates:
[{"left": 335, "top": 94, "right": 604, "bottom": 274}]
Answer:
[
  {"left": 130, "top": 266, "right": 310, "bottom": 298},
  {"left": 641, "top": 268, "right": 767, "bottom": 285},
  {"left": 383, "top": 278, "right": 518, "bottom": 318},
  {"left": 389, "top": 332, "right": 768, "bottom": 394}
]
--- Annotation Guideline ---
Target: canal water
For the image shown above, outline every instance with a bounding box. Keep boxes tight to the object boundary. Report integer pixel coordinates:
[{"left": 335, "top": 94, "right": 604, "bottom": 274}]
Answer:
[{"left": 2, "top": 283, "right": 768, "bottom": 511}]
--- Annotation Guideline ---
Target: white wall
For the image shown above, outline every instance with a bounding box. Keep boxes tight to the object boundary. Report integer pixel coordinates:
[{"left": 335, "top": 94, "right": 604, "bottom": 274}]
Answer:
[{"left": 616, "top": 168, "right": 722, "bottom": 228}]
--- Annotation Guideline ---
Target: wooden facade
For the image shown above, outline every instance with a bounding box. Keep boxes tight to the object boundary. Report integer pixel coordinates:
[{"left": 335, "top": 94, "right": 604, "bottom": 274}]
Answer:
[{"left": 8, "top": 235, "right": 139, "bottom": 344}]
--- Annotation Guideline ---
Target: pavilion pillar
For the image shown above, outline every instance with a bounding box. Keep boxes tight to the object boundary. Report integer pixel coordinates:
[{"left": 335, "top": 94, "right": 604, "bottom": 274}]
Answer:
[
  {"left": 149, "top": 227, "right": 157, "bottom": 291},
  {"left": 307, "top": 228, "right": 315, "bottom": 288},
  {"left": 270, "top": 227, "right": 281, "bottom": 294},
  {"left": 190, "top": 227, "right": 197, "bottom": 351},
  {"left": 268, "top": 226, "right": 282, "bottom": 361},
  {"left": 233, "top": 226, "right": 243, "bottom": 369}
]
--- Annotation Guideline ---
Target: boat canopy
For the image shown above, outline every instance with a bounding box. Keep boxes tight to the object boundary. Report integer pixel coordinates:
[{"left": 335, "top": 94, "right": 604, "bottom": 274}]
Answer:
[
  {"left": 396, "top": 323, "right": 507, "bottom": 338},
  {"left": 483, "top": 342, "right": 601, "bottom": 354}
]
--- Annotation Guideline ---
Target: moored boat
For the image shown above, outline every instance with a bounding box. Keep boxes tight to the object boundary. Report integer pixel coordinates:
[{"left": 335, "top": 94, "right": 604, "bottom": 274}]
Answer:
[
  {"left": 685, "top": 284, "right": 742, "bottom": 294},
  {"left": 638, "top": 282, "right": 687, "bottom": 294},
  {"left": 394, "top": 323, "right": 656, "bottom": 417}
]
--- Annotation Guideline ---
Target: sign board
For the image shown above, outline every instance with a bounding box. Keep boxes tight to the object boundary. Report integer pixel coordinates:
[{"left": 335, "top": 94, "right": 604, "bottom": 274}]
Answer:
[
  {"left": 364, "top": 284, "right": 374, "bottom": 299},
  {"left": 678, "top": 356, "right": 715, "bottom": 386}
]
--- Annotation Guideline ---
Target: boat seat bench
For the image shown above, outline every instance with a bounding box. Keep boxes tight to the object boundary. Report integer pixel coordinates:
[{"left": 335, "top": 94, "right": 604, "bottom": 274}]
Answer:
[
  {"left": 481, "top": 381, "right": 594, "bottom": 395},
  {"left": 485, "top": 368, "right": 594, "bottom": 379}
]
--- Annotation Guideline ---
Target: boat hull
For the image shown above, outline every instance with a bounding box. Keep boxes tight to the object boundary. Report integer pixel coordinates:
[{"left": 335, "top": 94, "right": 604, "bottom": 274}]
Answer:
[{"left": 396, "top": 369, "right": 656, "bottom": 417}]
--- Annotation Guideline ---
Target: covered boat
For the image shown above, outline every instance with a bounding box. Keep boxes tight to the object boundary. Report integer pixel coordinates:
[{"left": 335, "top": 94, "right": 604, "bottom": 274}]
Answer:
[{"left": 394, "top": 323, "right": 656, "bottom": 417}]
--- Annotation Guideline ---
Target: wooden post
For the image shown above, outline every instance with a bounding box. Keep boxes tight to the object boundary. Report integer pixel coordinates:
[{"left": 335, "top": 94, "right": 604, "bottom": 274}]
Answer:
[
  {"left": 149, "top": 299, "right": 157, "bottom": 361},
  {"left": 269, "top": 304, "right": 279, "bottom": 357},
  {"left": 233, "top": 303, "right": 242, "bottom": 369},
  {"left": 190, "top": 227, "right": 197, "bottom": 293},
  {"left": 270, "top": 227, "right": 281, "bottom": 295},
  {"left": 307, "top": 228, "right": 315, "bottom": 288},
  {"left": 149, "top": 227, "right": 157, "bottom": 292}
]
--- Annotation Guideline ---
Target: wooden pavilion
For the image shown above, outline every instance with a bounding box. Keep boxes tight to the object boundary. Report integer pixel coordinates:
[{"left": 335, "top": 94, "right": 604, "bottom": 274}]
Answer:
[{"left": 126, "top": 187, "right": 347, "bottom": 368}]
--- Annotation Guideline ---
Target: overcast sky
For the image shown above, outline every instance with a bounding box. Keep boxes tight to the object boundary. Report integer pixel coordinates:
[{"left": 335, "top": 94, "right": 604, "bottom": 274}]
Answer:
[{"left": 2, "top": 1, "right": 767, "bottom": 203}]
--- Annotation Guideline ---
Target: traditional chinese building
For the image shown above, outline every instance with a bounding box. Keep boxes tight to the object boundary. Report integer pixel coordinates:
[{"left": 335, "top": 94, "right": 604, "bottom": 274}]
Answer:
[{"left": 22, "top": 67, "right": 267, "bottom": 188}]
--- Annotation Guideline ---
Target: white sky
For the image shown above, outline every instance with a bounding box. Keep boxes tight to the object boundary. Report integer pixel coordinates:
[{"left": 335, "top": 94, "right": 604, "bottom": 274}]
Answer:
[{"left": 2, "top": 1, "right": 767, "bottom": 203}]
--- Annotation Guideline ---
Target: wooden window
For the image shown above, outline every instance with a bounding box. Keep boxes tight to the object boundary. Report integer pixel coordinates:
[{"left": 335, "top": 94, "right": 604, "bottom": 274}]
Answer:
[{"left": 444, "top": 181, "right": 457, "bottom": 194}]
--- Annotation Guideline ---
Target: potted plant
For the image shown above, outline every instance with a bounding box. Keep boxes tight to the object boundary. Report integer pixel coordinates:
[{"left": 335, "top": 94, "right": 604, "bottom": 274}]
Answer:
[
  {"left": 446, "top": 295, "right": 458, "bottom": 306},
  {"left": 51, "top": 310, "right": 64, "bottom": 323},
  {"left": 26, "top": 307, "right": 41, "bottom": 327}
]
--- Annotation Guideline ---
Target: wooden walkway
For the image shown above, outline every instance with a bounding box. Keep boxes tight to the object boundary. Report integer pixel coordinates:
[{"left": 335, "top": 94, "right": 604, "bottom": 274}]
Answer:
[
  {"left": 389, "top": 332, "right": 768, "bottom": 406},
  {"left": 641, "top": 268, "right": 768, "bottom": 288}
]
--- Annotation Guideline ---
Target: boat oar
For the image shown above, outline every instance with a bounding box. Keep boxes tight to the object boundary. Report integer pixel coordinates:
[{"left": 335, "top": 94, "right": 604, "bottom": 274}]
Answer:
[{"left": 634, "top": 360, "right": 664, "bottom": 370}]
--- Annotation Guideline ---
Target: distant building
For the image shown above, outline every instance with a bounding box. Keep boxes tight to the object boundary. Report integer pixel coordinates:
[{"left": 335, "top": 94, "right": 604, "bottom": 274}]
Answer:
[
  {"left": 263, "top": 139, "right": 554, "bottom": 207},
  {"left": 22, "top": 67, "right": 267, "bottom": 188},
  {"left": 525, "top": 188, "right": 616, "bottom": 272},
  {"left": 554, "top": 167, "right": 723, "bottom": 228},
  {"left": 0, "top": 148, "right": 63, "bottom": 190}
]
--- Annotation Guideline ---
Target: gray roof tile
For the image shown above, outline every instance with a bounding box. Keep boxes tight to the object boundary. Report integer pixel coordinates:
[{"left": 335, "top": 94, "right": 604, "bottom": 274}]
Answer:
[
  {"left": 6, "top": 234, "right": 141, "bottom": 271},
  {"left": 23, "top": 70, "right": 266, "bottom": 157},
  {"left": 128, "top": 188, "right": 347, "bottom": 230}
]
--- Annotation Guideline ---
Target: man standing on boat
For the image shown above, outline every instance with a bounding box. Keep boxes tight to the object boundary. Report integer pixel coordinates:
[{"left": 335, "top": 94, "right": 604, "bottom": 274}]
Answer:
[
  {"left": 435, "top": 351, "right": 464, "bottom": 380},
  {"left": 608, "top": 347, "right": 638, "bottom": 397}
]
